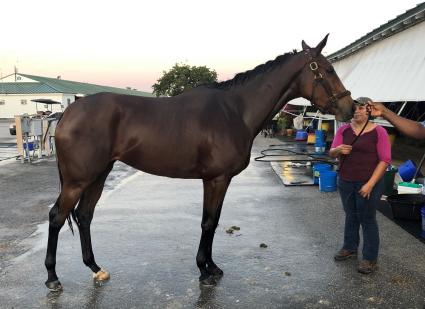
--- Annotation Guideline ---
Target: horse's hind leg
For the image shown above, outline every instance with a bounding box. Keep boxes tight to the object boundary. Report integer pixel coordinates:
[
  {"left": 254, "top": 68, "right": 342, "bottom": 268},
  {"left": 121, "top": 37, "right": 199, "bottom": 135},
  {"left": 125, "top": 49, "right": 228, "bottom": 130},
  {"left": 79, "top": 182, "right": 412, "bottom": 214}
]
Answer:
[
  {"left": 196, "top": 176, "right": 231, "bottom": 286},
  {"left": 75, "top": 163, "right": 114, "bottom": 281},
  {"left": 45, "top": 185, "right": 84, "bottom": 291}
]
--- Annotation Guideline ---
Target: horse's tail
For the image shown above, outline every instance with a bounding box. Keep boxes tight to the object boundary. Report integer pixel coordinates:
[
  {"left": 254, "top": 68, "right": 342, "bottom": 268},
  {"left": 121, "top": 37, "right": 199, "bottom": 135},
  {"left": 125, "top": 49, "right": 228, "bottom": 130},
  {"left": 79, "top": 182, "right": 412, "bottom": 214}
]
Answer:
[{"left": 54, "top": 113, "right": 77, "bottom": 236}]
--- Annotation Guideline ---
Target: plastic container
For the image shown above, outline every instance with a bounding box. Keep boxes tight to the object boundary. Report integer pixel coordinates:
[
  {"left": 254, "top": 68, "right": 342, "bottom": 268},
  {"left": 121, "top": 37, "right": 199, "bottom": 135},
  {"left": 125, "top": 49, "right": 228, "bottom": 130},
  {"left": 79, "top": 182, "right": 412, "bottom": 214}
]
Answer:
[
  {"left": 23, "top": 142, "right": 34, "bottom": 151},
  {"left": 307, "top": 133, "right": 315, "bottom": 144},
  {"left": 387, "top": 194, "right": 425, "bottom": 221},
  {"left": 397, "top": 182, "right": 423, "bottom": 194},
  {"left": 383, "top": 166, "right": 397, "bottom": 196},
  {"left": 422, "top": 207, "right": 425, "bottom": 238},
  {"left": 319, "top": 170, "right": 337, "bottom": 192},
  {"left": 313, "top": 163, "right": 332, "bottom": 185},
  {"left": 321, "top": 122, "right": 330, "bottom": 131},
  {"left": 295, "top": 130, "right": 308, "bottom": 141},
  {"left": 398, "top": 160, "right": 417, "bottom": 182},
  {"left": 315, "top": 130, "right": 326, "bottom": 154}
]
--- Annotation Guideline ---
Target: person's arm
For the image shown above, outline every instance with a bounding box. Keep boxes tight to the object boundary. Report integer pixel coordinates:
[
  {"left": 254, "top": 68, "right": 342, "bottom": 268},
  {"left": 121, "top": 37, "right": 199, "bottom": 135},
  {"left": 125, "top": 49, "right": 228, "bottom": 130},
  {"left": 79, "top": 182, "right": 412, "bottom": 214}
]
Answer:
[
  {"left": 329, "top": 144, "right": 352, "bottom": 158},
  {"left": 359, "top": 126, "right": 392, "bottom": 199},
  {"left": 329, "top": 124, "right": 352, "bottom": 158},
  {"left": 359, "top": 161, "right": 388, "bottom": 199},
  {"left": 369, "top": 102, "right": 425, "bottom": 139}
]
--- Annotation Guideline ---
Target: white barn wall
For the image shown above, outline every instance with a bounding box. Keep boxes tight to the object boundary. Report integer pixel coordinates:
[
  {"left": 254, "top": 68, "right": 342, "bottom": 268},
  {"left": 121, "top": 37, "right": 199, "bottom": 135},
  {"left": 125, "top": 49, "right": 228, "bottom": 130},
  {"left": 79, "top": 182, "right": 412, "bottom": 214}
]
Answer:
[{"left": 0, "top": 93, "right": 66, "bottom": 118}]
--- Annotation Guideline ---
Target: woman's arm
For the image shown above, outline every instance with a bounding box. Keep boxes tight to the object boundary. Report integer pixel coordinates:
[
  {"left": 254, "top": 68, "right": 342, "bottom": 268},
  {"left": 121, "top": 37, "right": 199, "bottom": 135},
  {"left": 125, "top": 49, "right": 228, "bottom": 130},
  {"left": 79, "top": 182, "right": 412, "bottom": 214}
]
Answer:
[
  {"left": 329, "top": 145, "right": 352, "bottom": 158},
  {"left": 370, "top": 102, "right": 425, "bottom": 139},
  {"left": 359, "top": 161, "right": 389, "bottom": 199}
]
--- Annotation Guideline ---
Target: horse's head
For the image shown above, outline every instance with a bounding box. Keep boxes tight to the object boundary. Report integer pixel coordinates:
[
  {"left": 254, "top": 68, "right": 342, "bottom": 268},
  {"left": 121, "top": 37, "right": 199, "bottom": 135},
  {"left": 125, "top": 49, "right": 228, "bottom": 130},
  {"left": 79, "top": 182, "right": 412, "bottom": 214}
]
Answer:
[{"left": 296, "top": 34, "right": 354, "bottom": 122}]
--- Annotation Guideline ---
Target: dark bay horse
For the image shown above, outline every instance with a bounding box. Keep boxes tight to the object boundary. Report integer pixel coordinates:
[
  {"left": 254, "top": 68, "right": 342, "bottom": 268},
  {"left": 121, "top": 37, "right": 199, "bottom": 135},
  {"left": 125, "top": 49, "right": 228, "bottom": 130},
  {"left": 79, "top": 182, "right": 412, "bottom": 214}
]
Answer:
[{"left": 45, "top": 35, "right": 353, "bottom": 290}]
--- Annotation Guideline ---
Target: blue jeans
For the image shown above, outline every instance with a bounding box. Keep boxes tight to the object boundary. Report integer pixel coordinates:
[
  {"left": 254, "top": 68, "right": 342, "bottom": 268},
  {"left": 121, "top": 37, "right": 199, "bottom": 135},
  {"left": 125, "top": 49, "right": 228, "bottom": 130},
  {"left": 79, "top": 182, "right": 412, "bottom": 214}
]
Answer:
[{"left": 337, "top": 177, "right": 384, "bottom": 261}]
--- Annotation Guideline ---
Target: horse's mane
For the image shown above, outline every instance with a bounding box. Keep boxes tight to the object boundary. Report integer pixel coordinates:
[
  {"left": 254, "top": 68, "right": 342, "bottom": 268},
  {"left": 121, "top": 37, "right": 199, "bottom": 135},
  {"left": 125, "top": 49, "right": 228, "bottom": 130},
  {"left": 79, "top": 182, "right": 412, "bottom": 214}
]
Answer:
[{"left": 203, "top": 51, "right": 299, "bottom": 90}]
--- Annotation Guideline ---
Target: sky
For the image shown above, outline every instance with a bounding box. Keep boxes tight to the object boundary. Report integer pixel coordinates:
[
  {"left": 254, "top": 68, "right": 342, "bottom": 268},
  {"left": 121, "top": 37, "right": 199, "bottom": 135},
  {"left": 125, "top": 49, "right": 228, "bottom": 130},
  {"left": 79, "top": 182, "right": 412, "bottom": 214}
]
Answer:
[{"left": 0, "top": 0, "right": 421, "bottom": 93}]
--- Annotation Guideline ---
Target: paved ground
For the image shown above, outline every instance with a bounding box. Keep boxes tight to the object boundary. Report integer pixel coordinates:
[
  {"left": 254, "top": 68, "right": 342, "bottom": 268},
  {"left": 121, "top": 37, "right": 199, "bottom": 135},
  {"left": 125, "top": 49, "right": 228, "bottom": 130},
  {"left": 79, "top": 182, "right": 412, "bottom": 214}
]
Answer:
[
  {"left": 0, "top": 120, "right": 18, "bottom": 161},
  {"left": 0, "top": 136, "right": 424, "bottom": 308}
]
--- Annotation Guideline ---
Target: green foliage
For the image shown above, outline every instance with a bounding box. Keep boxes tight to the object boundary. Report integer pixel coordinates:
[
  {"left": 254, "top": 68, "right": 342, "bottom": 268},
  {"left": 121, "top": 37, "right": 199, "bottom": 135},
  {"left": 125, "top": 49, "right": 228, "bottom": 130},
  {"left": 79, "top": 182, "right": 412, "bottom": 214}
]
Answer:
[
  {"left": 277, "top": 117, "right": 289, "bottom": 130},
  {"left": 152, "top": 63, "right": 218, "bottom": 97}
]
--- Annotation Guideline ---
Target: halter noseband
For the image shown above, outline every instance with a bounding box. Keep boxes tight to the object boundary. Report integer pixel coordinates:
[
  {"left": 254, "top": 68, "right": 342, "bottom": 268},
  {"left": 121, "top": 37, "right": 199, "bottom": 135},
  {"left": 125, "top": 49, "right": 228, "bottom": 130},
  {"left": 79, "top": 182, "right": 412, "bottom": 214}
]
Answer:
[{"left": 305, "top": 50, "right": 351, "bottom": 114}]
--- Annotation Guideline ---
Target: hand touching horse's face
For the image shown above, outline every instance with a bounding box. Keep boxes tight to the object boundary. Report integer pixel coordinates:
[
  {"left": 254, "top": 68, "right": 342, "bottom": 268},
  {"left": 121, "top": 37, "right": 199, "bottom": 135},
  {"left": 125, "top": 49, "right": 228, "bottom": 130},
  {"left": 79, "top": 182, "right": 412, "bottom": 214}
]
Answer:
[{"left": 297, "top": 35, "right": 354, "bottom": 122}]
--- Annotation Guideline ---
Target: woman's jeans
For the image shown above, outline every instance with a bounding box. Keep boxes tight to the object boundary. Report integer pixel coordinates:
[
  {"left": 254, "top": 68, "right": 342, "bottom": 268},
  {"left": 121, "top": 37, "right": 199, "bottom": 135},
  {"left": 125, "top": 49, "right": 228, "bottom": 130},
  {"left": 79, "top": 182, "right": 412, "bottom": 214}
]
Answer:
[{"left": 337, "top": 177, "right": 384, "bottom": 261}]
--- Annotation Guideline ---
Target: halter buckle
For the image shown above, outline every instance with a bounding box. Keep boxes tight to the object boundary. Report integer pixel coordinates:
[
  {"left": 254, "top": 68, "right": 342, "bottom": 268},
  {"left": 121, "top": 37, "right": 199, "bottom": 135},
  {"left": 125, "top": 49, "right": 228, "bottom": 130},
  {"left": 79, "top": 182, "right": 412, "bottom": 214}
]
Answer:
[{"left": 309, "top": 62, "right": 318, "bottom": 71}]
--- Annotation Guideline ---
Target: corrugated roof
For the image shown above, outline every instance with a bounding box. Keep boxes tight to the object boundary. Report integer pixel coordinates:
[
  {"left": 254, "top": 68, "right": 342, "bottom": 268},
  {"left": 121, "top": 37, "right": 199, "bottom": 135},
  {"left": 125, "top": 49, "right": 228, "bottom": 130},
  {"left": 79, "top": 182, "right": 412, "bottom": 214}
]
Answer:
[
  {"left": 328, "top": 2, "right": 425, "bottom": 62},
  {"left": 0, "top": 73, "right": 154, "bottom": 97},
  {"left": 0, "top": 82, "right": 58, "bottom": 94}
]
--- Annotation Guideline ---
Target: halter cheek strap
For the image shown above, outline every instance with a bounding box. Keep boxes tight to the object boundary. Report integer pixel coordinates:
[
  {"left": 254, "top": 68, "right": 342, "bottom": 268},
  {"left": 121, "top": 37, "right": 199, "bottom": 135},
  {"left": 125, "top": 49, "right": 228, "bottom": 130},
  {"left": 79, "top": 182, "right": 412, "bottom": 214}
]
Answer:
[{"left": 305, "top": 51, "right": 351, "bottom": 113}]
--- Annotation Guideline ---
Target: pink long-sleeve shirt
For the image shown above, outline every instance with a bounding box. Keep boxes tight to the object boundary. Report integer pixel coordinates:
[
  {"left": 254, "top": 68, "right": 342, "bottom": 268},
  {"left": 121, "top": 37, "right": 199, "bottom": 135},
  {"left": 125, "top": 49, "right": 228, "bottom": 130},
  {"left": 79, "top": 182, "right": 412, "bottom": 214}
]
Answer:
[{"left": 331, "top": 124, "right": 391, "bottom": 182}]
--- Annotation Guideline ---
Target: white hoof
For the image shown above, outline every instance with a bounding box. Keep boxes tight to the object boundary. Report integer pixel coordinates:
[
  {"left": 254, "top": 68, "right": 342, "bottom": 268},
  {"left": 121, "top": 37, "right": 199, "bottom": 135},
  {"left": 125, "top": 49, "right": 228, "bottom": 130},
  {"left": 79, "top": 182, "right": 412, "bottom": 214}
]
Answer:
[{"left": 92, "top": 268, "right": 110, "bottom": 281}]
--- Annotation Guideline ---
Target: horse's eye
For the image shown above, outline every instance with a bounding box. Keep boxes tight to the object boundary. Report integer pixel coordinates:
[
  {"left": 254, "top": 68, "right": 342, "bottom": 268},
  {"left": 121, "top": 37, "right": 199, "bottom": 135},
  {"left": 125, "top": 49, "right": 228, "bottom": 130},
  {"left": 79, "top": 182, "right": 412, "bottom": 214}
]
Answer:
[{"left": 326, "top": 67, "right": 335, "bottom": 74}]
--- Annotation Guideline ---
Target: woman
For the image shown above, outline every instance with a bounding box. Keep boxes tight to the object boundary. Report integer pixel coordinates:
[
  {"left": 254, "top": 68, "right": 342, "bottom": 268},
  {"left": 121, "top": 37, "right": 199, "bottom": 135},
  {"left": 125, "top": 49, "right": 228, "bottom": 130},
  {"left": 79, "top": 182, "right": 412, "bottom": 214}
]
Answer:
[{"left": 329, "top": 97, "right": 391, "bottom": 274}]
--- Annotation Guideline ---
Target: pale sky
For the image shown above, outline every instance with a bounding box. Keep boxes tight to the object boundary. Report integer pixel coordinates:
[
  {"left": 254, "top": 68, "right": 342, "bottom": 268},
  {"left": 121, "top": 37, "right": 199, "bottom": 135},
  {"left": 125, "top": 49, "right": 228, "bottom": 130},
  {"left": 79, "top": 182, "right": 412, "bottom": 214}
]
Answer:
[{"left": 0, "top": 0, "right": 421, "bottom": 92}]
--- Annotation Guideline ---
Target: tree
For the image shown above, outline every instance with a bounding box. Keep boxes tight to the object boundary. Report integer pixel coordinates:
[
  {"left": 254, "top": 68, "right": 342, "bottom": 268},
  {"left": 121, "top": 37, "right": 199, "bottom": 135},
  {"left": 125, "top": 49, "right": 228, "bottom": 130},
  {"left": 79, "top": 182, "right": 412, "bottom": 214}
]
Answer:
[{"left": 152, "top": 63, "right": 218, "bottom": 97}]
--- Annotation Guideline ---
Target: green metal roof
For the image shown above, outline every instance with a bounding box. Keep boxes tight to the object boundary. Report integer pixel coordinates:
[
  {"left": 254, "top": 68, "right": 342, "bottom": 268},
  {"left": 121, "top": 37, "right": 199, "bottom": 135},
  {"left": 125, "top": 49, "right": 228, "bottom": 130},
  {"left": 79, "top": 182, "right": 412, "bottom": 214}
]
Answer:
[
  {"left": 0, "top": 82, "right": 58, "bottom": 94},
  {"left": 328, "top": 2, "right": 425, "bottom": 62},
  {"left": 0, "top": 73, "right": 154, "bottom": 97}
]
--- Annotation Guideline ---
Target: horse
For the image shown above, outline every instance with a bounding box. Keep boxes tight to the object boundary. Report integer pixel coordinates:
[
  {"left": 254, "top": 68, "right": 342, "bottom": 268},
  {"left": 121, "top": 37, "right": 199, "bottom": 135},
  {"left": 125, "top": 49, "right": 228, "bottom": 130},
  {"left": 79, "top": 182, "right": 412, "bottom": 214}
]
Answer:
[{"left": 44, "top": 35, "right": 353, "bottom": 291}]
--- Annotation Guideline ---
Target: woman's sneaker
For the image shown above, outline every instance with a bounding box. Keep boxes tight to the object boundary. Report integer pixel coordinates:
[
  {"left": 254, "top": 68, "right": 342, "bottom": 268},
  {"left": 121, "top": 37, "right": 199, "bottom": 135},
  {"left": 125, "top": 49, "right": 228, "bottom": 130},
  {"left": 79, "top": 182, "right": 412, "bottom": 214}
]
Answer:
[
  {"left": 334, "top": 249, "right": 357, "bottom": 261},
  {"left": 358, "top": 260, "right": 377, "bottom": 274}
]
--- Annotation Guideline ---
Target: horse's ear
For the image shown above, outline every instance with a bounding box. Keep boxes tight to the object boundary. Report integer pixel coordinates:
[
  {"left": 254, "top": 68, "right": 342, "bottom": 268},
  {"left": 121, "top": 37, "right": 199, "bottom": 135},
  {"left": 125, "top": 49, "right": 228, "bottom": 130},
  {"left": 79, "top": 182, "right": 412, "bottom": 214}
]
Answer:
[
  {"left": 315, "top": 34, "right": 329, "bottom": 54},
  {"left": 301, "top": 40, "right": 310, "bottom": 50}
]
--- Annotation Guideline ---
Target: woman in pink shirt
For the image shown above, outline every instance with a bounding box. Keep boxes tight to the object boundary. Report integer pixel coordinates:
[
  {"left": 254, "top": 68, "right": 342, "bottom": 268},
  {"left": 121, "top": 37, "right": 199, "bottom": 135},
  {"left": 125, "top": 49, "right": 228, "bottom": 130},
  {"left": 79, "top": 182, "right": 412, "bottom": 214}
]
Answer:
[{"left": 329, "top": 97, "right": 391, "bottom": 274}]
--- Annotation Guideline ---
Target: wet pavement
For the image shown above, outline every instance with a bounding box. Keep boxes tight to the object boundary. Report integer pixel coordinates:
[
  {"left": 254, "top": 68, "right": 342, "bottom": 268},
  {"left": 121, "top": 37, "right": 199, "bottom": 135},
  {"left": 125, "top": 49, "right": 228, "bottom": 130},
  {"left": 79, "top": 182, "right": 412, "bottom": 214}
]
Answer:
[{"left": 0, "top": 136, "right": 425, "bottom": 308}]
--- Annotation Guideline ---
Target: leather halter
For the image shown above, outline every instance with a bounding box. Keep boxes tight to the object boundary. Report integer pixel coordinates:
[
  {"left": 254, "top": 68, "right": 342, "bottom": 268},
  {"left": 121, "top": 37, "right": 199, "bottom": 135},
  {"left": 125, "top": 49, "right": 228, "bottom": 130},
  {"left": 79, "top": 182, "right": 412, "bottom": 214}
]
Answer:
[{"left": 304, "top": 50, "right": 351, "bottom": 113}]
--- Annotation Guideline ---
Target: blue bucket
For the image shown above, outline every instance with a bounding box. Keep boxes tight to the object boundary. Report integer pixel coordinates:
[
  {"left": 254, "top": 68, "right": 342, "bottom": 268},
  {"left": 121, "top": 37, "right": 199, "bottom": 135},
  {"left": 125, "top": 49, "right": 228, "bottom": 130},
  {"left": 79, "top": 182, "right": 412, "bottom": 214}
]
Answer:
[
  {"left": 313, "top": 163, "right": 332, "bottom": 185},
  {"left": 319, "top": 170, "right": 337, "bottom": 192},
  {"left": 422, "top": 207, "right": 425, "bottom": 238},
  {"left": 398, "top": 160, "right": 417, "bottom": 182},
  {"left": 295, "top": 130, "right": 308, "bottom": 141}
]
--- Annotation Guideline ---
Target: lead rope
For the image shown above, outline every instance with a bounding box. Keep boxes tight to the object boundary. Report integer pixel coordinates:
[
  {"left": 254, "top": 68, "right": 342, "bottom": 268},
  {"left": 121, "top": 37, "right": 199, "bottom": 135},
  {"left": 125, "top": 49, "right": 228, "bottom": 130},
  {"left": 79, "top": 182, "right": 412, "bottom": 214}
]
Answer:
[{"left": 337, "top": 108, "right": 372, "bottom": 171}]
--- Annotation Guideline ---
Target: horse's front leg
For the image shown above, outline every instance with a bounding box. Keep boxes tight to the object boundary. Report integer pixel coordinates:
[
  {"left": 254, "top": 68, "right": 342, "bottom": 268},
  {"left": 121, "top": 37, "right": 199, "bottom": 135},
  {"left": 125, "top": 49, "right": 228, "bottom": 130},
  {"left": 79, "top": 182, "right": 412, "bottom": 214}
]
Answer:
[{"left": 196, "top": 176, "right": 231, "bottom": 286}]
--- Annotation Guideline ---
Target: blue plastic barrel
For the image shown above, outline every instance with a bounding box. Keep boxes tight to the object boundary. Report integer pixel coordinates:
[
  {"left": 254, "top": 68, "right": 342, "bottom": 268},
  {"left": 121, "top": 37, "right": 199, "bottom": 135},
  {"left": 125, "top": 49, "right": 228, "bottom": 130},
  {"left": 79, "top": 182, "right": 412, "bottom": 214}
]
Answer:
[
  {"left": 398, "top": 160, "right": 417, "bottom": 182},
  {"left": 319, "top": 170, "right": 337, "bottom": 192},
  {"left": 315, "top": 130, "right": 326, "bottom": 154},
  {"left": 313, "top": 163, "right": 332, "bottom": 185},
  {"left": 421, "top": 207, "right": 425, "bottom": 238}
]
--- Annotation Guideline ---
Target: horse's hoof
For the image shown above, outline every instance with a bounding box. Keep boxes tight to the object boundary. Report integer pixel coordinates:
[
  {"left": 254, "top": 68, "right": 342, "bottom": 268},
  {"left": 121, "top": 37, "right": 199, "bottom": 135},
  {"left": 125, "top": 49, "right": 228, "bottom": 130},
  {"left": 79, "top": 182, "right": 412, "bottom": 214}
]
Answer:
[
  {"left": 207, "top": 267, "right": 224, "bottom": 278},
  {"left": 45, "top": 280, "right": 62, "bottom": 291},
  {"left": 199, "top": 275, "right": 216, "bottom": 287},
  {"left": 92, "top": 268, "right": 110, "bottom": 281}
]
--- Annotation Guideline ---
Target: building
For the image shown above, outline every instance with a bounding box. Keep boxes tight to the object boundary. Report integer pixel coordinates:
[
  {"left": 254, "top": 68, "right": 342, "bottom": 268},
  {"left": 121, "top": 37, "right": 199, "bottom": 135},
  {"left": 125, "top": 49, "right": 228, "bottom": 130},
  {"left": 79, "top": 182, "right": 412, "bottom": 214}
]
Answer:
[
  {"left": 0, "top": 73, "right": 154, "bottom": 119},
  {"left": 287, "top": 2, "right": 425, "bottom": 127},
  {"left": 328, "top": 2, "right": 425, "bottom": 126}
]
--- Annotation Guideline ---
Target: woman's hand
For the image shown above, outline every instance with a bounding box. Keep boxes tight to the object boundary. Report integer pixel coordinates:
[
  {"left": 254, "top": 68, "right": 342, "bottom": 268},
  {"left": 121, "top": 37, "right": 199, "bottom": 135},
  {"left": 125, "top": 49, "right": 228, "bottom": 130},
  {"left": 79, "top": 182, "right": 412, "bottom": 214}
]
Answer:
[
  {"left": 337, "top": 144, "right": 352, "bottom": 155},
  {"left": 359, "top": 182, "right": 374, "bottom": 199}
]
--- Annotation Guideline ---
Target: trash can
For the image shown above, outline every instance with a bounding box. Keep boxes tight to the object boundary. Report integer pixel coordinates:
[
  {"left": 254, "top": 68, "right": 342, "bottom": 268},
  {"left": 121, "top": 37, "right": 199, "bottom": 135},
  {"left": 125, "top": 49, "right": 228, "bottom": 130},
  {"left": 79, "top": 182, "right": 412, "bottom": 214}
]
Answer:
[{"left": 383, "top": 166, "right": 397, "bottom": 196}]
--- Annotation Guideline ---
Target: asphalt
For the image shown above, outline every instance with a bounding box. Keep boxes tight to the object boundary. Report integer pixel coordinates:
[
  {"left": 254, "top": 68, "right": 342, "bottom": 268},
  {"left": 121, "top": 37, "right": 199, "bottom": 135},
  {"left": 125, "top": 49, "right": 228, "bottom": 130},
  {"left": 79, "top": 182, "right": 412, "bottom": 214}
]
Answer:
[{"left": 0, "top": 136, "right": 424, "bottom": 308}]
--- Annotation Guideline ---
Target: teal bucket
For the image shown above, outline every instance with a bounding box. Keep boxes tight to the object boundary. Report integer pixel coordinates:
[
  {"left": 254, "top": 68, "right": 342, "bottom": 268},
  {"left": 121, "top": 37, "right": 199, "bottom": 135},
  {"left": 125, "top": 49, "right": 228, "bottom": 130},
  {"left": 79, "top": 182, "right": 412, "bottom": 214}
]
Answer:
[
  {"left": 319, "top": 170, "right": 337, "bottom": 192},
  {"left": 313, "top": 163, "right": 332, "bottom": 185},
  {"left": 398, "top": 160, "right": 417, "bottom": 182}
]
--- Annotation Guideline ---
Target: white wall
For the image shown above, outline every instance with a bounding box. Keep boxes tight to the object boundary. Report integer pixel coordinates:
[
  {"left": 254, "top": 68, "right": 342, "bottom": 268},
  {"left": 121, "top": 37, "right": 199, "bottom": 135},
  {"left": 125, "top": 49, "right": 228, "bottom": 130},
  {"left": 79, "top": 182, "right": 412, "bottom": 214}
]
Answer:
[
  {"left": 1, "top": 74, "right": 38, "bottom": 83},
  {"left": 332, "top": 22, "right": 425, "bottom": 102},
  {"left": 0, "top": 93, "right": 66, "bottom": 118}
]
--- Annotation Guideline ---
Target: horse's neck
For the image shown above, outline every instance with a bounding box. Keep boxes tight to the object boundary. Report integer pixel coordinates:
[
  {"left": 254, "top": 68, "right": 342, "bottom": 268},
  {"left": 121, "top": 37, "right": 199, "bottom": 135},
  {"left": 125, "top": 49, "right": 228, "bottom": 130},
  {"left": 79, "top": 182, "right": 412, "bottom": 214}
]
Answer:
[{"left": 235, "top": 54, "right": 305, "bottom": 135}]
